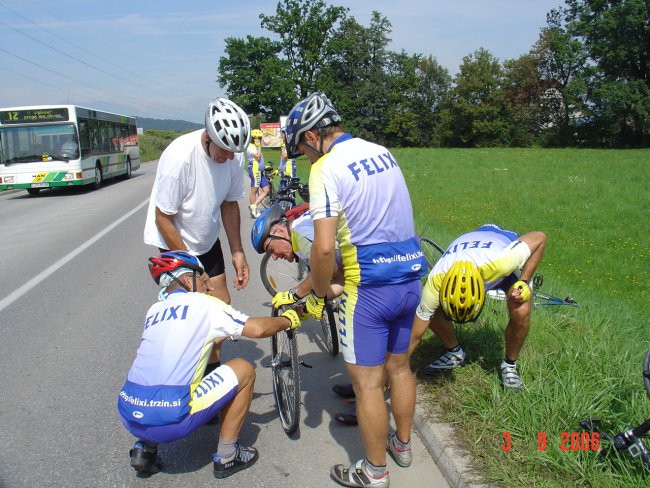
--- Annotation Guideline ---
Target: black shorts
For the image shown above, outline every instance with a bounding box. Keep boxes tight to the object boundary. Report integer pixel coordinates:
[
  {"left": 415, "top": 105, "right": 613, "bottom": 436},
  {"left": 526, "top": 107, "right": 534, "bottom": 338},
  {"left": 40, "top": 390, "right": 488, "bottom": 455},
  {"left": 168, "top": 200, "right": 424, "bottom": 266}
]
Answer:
[
  {"left": 159, "top": 239, "right": 226, "bottom": 278},
  {"left": 497, "top": 272, "right": 521, "bottom": 292}
]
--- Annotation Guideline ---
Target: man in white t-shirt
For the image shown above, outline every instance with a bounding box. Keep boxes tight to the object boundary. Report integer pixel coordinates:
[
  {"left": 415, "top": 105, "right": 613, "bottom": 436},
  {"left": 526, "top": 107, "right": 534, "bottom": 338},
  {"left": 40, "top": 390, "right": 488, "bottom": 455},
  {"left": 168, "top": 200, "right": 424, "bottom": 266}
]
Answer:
[
  {"left": 144, "top": 98, "right": 251, "bottom": 372},
  {"left": 144, "top": 98, "right": 251, "bottom": 305}
]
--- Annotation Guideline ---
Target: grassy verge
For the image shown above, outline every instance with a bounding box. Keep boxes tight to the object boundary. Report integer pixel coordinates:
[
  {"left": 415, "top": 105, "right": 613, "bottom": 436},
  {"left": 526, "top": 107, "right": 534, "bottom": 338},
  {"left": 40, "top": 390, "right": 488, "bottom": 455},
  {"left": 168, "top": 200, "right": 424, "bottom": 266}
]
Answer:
[{"left": 395, "top": 147, "right": 649, "bottom": 487}]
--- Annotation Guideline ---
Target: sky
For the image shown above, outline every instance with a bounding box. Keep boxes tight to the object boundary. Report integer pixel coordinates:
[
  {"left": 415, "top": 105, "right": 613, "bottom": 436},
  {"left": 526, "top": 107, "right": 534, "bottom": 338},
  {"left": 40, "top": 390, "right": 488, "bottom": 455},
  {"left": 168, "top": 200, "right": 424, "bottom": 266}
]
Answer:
[{"left": 0, "top": 0, "right": 565, "bottom": 124}]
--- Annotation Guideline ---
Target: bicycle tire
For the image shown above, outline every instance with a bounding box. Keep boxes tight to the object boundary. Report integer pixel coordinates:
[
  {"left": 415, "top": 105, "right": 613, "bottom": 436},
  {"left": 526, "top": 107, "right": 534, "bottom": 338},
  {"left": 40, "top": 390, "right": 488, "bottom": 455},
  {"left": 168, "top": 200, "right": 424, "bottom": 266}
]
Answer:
[
  {"left": 320, "top": 302, "right": 339, "bottom": 356},
  {"left": 271, "top": 307, "right": 301, "bottom": 434},
  {"left": 260, "top": 254, "right": 308, "bottom": 297},
  {"left": 643, "top": 349, "right": 650, "bottom": 397},
  {"left": 418, "top": 235, "right": 444, "bottom": 279}
]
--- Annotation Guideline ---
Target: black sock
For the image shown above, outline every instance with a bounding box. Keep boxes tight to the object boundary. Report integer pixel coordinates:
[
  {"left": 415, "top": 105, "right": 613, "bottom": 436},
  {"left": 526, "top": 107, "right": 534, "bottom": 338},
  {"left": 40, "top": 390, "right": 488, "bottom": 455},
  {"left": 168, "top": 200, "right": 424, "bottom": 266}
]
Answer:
[
  {"left": 449, "top": 344, "right": 462, "bottom": 353},
  {"left": 504, "top": 357, "right": 516, "bottom": 365}
]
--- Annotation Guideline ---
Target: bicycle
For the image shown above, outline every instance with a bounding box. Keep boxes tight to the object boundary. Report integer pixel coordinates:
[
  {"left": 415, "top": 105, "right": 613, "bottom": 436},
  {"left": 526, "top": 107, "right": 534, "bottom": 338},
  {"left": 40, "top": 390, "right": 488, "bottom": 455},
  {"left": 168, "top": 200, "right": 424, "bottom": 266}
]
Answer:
[
  {"left": 579, "top": 349, "right": 650, "bottom": 471},
  {"left": 262, "top": 261, "right": 339, "bottom": 356},
  {"left": 258, "top": 164, "right": 309, "bottom": 213},
  {"left": 270, "top": 304, "right": 301, "bottom": 434}
]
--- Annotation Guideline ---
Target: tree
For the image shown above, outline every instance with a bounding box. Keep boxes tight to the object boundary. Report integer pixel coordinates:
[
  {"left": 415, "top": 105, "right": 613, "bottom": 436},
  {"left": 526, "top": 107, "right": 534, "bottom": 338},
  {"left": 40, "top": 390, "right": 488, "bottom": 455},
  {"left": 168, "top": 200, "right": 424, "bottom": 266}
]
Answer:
[
  {"left": 528, "top": 21, "right": 588, "bottom": 146},
  {"left": 414, "top": 55, "right": 452, "bottom": 146},
  {"left": 559, "top": 0, "right": 650, "bottom": 146},
  {"left": 218, "top": 36, "right": 294, "bottom": 120},
  {"left": 438, "top": 48, "right": 511, "bottom": 147},
  {"left": 259, "top": 0, "right": 348, "bottom": 98}
]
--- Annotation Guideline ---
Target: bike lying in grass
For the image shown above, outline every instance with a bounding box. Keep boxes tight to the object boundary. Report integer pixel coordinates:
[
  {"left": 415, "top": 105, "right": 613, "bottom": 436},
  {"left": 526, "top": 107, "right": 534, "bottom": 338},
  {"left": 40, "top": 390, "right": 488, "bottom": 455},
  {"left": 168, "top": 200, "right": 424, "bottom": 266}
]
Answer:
[{"left": 579, "top": 349, "right": 650, "bottom": 471}]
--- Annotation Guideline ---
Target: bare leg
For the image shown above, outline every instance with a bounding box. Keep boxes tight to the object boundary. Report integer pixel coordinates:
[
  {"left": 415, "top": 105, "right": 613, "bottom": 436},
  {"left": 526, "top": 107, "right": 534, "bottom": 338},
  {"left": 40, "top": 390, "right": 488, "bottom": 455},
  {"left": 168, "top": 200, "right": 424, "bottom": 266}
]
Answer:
[
  {"left": 385, "top": 352, "right": 415, "bottom": 443},
  {"left": 219, "top": 358, "right": 255, "bottom": 441},
  {"left": 346, "top": 362, "right": 387, "bottom": 466},
  {"left": 505, "top": 299, "right": 531, "bottom": 361}
]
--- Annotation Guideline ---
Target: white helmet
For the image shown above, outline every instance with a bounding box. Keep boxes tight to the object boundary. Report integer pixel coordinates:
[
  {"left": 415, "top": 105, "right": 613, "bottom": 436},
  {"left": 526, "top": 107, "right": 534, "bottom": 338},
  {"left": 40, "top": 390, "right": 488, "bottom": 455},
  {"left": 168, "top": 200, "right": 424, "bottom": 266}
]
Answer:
[{"left": 205, "top": 98, "right": 251, "bottom": 152}]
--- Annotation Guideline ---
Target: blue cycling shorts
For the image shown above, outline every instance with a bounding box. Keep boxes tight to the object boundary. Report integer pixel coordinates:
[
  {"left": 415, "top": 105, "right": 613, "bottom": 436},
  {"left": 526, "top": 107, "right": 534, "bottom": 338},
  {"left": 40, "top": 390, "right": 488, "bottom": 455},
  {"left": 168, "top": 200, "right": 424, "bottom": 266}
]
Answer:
[
  {"left": 337, "top": 280, "right": 421, "bottom": 366},
  {"left": 248, "top": 166, "right": 269, "bottom": 189},
  {"left": 119, "top": 364, "right": 238, "bottom": 444}
]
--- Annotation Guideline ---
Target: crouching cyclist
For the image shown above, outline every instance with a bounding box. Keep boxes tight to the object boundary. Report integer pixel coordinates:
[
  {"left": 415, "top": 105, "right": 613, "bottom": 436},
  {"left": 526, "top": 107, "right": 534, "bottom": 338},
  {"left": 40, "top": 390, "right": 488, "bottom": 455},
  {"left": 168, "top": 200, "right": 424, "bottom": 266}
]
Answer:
[
  {"left": 409, "top": 224, "right": 546, "bottom": 390},
  {"left": 117, "top": 251, "right": 302, "bottom": 479},
  {"left": 250, "top": 203, "right": 344, "bottom": 306}
]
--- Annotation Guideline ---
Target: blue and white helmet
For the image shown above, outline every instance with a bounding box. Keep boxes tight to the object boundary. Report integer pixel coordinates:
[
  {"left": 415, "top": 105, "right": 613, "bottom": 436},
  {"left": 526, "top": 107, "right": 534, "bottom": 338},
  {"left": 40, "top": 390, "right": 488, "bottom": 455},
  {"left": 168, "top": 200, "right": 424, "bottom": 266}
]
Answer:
[{"left": 284, "top": 92, "right": 341, "bottom": 158}]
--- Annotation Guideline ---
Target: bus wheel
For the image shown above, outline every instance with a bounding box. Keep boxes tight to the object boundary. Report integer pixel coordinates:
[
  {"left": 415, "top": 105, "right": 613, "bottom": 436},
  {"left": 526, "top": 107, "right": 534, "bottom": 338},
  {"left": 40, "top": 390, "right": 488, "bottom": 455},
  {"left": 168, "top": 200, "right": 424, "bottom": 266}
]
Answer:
[
  {"left": 93, "top": 164, "right": 103, "bottom": 189},
  {"left": 26, "top": 188, "right": 41, "bottom": 196}
]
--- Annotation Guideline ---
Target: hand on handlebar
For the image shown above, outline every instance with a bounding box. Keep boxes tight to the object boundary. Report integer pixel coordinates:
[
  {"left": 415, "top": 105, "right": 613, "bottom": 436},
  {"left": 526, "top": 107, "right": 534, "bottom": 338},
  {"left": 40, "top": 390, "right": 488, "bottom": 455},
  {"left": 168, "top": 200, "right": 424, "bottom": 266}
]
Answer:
[
  {"left": 301, "top": 291, "right": 327, "bottom": 320},
  {"left": 281, "top": 309, "right": 303, "bottom": 330},
  {"left": 272, "top": 288, "right": 301, "bottom": 308}
]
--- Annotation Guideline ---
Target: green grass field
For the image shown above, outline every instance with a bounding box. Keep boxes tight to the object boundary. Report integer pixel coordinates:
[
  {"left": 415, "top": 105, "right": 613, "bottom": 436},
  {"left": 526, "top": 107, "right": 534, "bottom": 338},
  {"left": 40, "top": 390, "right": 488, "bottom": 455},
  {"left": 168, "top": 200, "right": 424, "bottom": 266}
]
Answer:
[{"left": 394, "top": 148, "right": 649, "bottom": 487}]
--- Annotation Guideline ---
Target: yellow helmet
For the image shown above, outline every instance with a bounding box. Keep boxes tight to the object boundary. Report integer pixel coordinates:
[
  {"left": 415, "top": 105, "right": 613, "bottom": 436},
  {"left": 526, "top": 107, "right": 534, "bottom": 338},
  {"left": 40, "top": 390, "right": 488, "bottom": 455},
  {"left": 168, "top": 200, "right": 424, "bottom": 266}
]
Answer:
[
  {"left": 251, "top": 129, "right": 264, "bottom": 139},
  {"left": 440, "top": 260, "right": 485, "bottom": 323}
]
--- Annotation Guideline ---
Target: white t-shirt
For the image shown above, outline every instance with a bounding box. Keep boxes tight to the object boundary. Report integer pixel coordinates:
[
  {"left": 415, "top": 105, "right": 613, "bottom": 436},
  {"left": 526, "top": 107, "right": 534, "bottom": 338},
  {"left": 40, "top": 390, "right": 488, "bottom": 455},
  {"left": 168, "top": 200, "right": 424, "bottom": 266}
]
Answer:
[{"left": 143, "top": 130, "right": 245, "bottom": 255}]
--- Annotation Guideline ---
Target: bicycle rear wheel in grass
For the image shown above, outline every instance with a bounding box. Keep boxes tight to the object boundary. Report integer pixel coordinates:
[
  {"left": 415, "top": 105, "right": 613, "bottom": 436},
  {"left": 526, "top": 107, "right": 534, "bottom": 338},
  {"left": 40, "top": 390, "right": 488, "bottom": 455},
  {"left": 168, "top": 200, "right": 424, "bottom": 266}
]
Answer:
[
  {"left": 320, "top": 303, "right": 339, "bottom": 357},
  {"left": 418, "top": 235, "right": 444, "bottom": 275},
  {"left": 270, "top": 307, "right": 301, "bottom": 435},
  {"left": 260, "top": 254, "right": 308, "bottom": 297}
]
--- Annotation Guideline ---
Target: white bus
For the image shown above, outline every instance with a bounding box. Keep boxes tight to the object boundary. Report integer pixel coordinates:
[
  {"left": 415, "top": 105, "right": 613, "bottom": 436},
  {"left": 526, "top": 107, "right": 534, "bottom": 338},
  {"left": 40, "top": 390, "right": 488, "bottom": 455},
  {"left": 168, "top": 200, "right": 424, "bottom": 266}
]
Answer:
[{"left": 0, "top": 105, "right": 140, "bottom": 195}]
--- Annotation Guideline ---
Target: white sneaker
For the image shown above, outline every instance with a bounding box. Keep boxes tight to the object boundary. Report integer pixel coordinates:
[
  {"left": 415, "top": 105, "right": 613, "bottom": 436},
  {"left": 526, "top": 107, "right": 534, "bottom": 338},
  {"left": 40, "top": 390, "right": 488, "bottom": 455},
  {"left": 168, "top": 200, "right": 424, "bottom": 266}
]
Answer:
[
  {"left": 248, "top": 204, "right": 257, "bottom": 219},
  {"left": 500, "top": 360, "right": 523, "bottom": 390}
]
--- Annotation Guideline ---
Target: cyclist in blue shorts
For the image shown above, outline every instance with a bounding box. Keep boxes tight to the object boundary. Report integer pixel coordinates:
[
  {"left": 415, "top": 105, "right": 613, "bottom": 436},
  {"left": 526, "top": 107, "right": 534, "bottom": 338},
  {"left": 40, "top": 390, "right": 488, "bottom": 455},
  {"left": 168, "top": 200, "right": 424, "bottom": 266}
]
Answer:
[
  {"left": 117, "top": 251, "right": 302, "bottom": 479},
  {"left": 408, "top": 224, "right": 547, "bottom": 390},
  {"left": 285, "top": 92, "right": 427, "bottom": 487}
]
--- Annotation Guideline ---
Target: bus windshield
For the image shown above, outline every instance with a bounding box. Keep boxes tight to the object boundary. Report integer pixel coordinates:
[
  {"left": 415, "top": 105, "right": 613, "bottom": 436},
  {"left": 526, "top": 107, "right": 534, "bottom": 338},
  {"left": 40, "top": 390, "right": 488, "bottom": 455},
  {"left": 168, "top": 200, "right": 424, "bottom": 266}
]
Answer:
[{"left": 1, "top": 124, "right": 78, "bottom": 164}]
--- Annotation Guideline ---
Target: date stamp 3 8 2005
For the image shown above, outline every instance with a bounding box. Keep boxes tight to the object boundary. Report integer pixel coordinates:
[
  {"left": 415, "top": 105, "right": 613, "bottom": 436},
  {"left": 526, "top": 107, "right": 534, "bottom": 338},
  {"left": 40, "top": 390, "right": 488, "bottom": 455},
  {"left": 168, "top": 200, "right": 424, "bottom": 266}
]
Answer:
[{"left": 501, "top": 431, "right": 600, "bottom": 452}]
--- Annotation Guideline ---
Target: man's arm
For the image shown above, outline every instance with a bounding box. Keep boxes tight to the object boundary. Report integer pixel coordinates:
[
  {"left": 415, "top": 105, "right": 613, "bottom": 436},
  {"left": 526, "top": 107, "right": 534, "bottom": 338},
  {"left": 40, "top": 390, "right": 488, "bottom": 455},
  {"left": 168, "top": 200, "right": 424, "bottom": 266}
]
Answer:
[
  {"left": 310, "top": 217, "right": 337, "bottom": 298},
  {"left": 155, "top": 208, "right": 185, "bottom": 250},
  {"left": 220, "top": 200, "right": 249, "bottom": 290},
  {"left": 517, "top": 231, "right": 546, "bottom": 282}
]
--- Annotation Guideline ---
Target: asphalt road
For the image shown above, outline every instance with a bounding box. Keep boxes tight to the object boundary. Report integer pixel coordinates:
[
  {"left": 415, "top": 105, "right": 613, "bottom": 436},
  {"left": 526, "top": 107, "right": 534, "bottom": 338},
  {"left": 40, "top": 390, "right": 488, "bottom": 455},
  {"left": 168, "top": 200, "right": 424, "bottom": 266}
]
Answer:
[{"left": 0, "top": 162, "right": 449, "bottom": 488}]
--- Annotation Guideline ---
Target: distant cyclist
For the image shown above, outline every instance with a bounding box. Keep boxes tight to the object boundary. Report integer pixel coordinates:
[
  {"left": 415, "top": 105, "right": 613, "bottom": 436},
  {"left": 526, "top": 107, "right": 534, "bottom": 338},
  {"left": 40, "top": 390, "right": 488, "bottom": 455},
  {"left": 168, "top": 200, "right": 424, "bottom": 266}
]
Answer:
[
  {"left": 247, "top": 129, "right": 270, "bottom": 218},
  {"left": 409, "top": 224, "right": 547, "bottom": 390},
  {"left": 250, "top": 203, "right": 344, "bottom": 305},
  {"left": 118, "top": 251, "right": 302, "bottom": 479}
]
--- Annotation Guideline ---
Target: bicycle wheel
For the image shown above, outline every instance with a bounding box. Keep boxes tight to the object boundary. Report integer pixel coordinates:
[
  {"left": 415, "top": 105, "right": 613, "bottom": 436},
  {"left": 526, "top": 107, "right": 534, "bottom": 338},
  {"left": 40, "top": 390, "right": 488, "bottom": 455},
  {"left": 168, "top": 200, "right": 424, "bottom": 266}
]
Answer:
[
  {"left": 260, "top": 254, "right": 308, "bottom": 297},
  {"left": 643, "top": 349, "right": 650, "bottom": 397},
  {"left": 320, "top": 303, "right": 339, "bottom": 357},
  {"left": 418, "top": 235, "right": 445, "bottom": 276},
  {"left": 270, "top": 307, "right": 301, "bottom": 434}
]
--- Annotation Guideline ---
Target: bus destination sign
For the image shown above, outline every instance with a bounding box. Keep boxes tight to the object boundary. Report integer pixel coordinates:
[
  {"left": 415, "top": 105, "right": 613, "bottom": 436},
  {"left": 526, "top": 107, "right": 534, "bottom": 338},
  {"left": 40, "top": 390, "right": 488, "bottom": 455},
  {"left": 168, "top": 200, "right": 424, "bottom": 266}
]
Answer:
[{"left": 0, "top": 108, "right": 69, "bottom": 125}]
